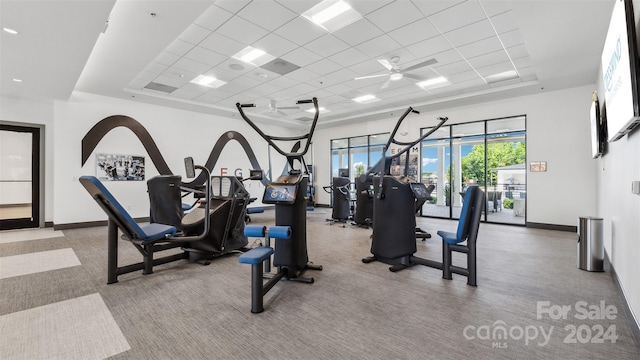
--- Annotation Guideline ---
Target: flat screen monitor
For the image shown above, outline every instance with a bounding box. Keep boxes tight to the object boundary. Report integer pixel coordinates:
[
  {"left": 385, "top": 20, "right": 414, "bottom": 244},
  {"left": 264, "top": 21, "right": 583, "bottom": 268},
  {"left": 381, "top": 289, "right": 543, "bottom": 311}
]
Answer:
[
  {"left": 263, "top": 184, "right": 297, "bottom": 204},
  {"left": 590, "top": 98, "right": 603, "bottom": 158},
  {"left": 601, "top": 0, "right": 640, "bottom": 141},
  {"left": 338, "top": 168, "right": 349, "bottom": 178}
]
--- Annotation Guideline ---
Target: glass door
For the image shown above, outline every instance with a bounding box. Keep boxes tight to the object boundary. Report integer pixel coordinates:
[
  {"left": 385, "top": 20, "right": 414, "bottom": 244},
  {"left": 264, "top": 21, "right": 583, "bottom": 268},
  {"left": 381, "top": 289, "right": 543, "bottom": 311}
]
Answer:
[
  {"left": 450, "top": 122, "right": 485, "bottom": 220},
  {"left": 0, "top": 124, "right": 40, "bottom": 230},
  {"left": 420, "top": 125, "right": 450, "bottom": 218}
]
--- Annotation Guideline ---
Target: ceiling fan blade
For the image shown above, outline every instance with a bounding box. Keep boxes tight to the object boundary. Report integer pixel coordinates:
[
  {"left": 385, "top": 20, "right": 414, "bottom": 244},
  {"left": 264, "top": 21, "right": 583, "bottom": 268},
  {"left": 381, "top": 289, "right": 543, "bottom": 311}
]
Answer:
[
  {"left": 404, "top": 73, "right": 425, "bottom": 81},
  {"left": 380, "top": 78, "right": 392, "bottom": 89},
  {"left": 355, "top": 73, "right": 389, "bottom": 80},
  {"left": 277, "top": 110, "right": 288, "bottom": 116},
  {"left": 378, "top": 59, "right": 393, "bottom": 70},
  {"left": 403, "top": 58, "right": 438, "bottom": 72}
]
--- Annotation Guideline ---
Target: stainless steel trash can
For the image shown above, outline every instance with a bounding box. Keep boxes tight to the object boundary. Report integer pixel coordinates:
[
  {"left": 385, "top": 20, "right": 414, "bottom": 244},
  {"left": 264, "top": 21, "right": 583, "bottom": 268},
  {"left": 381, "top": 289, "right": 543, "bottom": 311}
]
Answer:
[{"left": 577, "top": 217, "right": 604, "bottom": 272}]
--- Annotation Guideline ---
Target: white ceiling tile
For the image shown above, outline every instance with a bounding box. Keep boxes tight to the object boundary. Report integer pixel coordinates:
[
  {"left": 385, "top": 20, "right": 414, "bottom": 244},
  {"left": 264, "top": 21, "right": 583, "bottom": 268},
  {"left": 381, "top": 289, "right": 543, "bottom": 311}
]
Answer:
[
  {"left": 237, "top": 0, "right": 297, "bottom": 31},
  {"left": 513, "top": 56, "right": 532, "bottom": 69},
  {"left": 194, "top": 5, "right": 234, "bottom": 31},
  {"left": 328, "top": 48, "right": 370, "bottom": 68},
  {"left": 178, "top": 24, "right": 211, "bottom": 45},
  {"left": 288, "top": 82, "right": 319, "bottom": 96},
  {"left": 366, "top": 1, "right": 424, "bottom": 32},
  {"left": 479, "top": 0, "right": 512, "bottom": 17},
  {"left": 268, "top": 75, "right": 299, "bottom": 89},
  {"left": 427, "top": 1, "right": 487, "bottom": 33},
  {"left": 184, "top": 46, "right": 227, "bottom": 67},
  {"left": 444, "top": 20, "right": 494, "bottom": 47},
  {"left": 145, "top": 62, "right": 170, "bottom": 75},
  {"left": 348, "top": 59, "right": 387, "bottom": 77},
  {"left": 433, "top": 60, "right": 473, "bottom": 76},
  {"left": 273, "top": 17, "right": 325, "bottom": 46},
  {"left": 333, "top": 18, "right": 383, "bottom": 46},
  {"left": 128, "top": 78, "right": 149, "bottom": 89},
  {"left": 216, "top": 58, "right": 258, "bottom": 77},
  {"left": 216, "top": 16, "right": 269, "bottom": 45},
  {"left": 154, "top": 51, "right": 181, "bottom": 66},
  {"left": 506, "top": 44, "right": 529, "bottom": 59},
  {"left": 275, "top": 0, "right": 322, "bottom": 15},
  {"left": 304, "top": 34, "right": 350, "bottom": 57},
  {"left": 518, "top": 67, "right": 536, "bottom": 78},
  {"left": 231, "top": 74, "right": 264, "bottom": 89},
  {"left": 305, "top": 58, "right": 342, "bottom": 76},
  {"left": 350, "top": 0, "right": 397, "bottom": 16},
  {"left": 317, "top": 68, "right": 360, "bottom": 87},
  {"left": 285, "top": 67, "right": 319, "bottom": 82},
  {"left": 467, "top": 50, "right": 510, "bottom": 68},
  {"left": 456, "top": 36, "right": 503, "bottom": 58},
  {"left": 204, "top": 63, "right": 245, "bottom": 82},
  {"left": 173, "top": 57, "right": 212, "bottom": 75},
  {"left": 499, "top": 29, "right": 524, "bottom": 48},
  {"left": 387, "top": 19, "right": 440, "bottom": 47},
  {"left": 281, "top": 47, "right": 323, "bottom": 67},
  {"left": 476, "top": 61, "right": 514, "bottom": 77},
  {"left": 199, "top": 32, "right": 245, "bottom": 57},
  {"left": 428, "top": 48, "right": 463, "bottom": 66},
  {"left": 171, "top": 83, "right": 210, "bottom": 99},
  {"left": 161, "top": 67, "right": 198, "bottom": 85},
  {"left": 252, "top": 33, "right": 298, "bottom": 57},
  {"left": 194, "top": 88, "right": 235, "bottom": 103},
  {"left": 406, "top": 35, "right": 451, "bottom": 59},
  {"left": 447, "top": 77, "right": 488, "bottom": 91},
  {"left": 490, "top": 10, "right": 518, "bottom": 34},
  {"left": 447, "top": 70, "right": 482, "bottom": 83},
  {"left": 214, "top": 0, "right": 251, "bottom": 14},
  {"left": 324, "top": 83, "right": 354, "bottom": 96},
  {"left": 357, "top": 34, "right": 402, "bottom": 58},
  {"left": 165, "top": 39, "right": 195, "bottom": 57},
  {"left": 411, "top": 0, "right": 466, "bottom": 17},
  {"left": 136, "top": 70, "right": 159, "bottom": 82}
]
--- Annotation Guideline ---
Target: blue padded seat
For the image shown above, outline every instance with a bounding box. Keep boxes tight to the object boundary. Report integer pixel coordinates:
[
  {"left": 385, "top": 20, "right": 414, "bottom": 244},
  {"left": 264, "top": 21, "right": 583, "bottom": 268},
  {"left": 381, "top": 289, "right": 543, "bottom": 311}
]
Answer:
[
  {"left": 246, "top": 207, "right": 264, "bottom": 214},
  {"left": 239, "top": 246, "right": 274, "bottom": 265},
  {"left": 437, "top": 187, "right": 476, "bottom": 244},
  {"left": 139, "top": 223, "right": 177, "bottom": 243}
]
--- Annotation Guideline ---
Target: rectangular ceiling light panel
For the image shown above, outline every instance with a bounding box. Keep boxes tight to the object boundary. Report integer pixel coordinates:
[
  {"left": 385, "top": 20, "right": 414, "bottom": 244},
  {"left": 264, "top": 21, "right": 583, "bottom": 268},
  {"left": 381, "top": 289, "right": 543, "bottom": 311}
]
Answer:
[{"left": 302, "top": 0, "right": 363, "bottom": 32}]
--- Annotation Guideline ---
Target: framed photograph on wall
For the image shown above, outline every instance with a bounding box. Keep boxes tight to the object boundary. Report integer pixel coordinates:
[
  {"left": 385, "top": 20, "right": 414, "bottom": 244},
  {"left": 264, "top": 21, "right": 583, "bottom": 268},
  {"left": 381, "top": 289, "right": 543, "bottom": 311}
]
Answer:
[
  {"left": 530, "top": 161, "right": 547, "bottom": 172},
  {"left": 96, "top": 153, "right": 145, "bottom": 181}
]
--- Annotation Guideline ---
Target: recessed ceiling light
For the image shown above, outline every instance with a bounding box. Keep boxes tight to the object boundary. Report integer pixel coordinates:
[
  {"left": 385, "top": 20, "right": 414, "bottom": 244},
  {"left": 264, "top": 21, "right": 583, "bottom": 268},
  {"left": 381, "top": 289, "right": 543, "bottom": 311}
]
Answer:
[
  {"left": 3, "top": 27, "right": 18, "bottom": 35},
  {"left": 12, "top": 78, "right": 22, "bottom": 83},
  {"left": 389, "top": 73, "right": 403, "bottom": 81},
  {"left": 306, "top": 106, "right": 330, "bottom": 113},
  {"left": 232, "top": 46, "right": 272, "bottom": 65},
  {"left": 190, "top": 75, "right": 227, "bottom": 89},
  {"left": 485, "top": 70, "right": 519, "bottom": 84},
  {"left": 416, "top": 77, "right": 450, "bottom": 90},
  {"left": 229, "top": 63, "right": 245, "bottom": 71},
  {"left": 352, "top": 94, "right": 380, "bottom": 104},
  {"left": 302, "top": 0, "right": 362, "bottom": 32}
]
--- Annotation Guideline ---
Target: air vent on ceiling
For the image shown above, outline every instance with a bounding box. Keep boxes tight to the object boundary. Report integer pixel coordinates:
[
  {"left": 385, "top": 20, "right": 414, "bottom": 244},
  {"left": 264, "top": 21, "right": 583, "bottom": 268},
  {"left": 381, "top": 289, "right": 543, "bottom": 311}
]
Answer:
[
  {"left": 144, "top": 81, "right": 178, "bottom": 93},
  {"left": 260, "top": 58, "right": 300, "bottom": 75}
]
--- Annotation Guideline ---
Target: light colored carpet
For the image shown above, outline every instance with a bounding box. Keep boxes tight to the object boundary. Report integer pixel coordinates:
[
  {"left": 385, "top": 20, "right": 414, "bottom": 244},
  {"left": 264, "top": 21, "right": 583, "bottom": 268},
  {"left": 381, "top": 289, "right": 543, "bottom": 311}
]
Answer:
[
  {"left": 0, "top": 293, "right": 130, "bottom": 360},
  {"left": 0, "top": 248, "right": 80, "bottom": 280},
  {"left": 0, "top": 228, "right": 65, "bottom": 244}
]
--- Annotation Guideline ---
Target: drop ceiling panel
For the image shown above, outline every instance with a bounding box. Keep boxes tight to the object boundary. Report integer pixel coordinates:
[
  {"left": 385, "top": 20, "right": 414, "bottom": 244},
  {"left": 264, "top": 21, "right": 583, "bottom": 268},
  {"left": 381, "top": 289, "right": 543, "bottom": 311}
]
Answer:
[
  {"left": 467, "top": 50, "right": 510, "bottom": 69},
  {"left": 498, "top": 29, "right": 524, "bottom": 48},
  {"left": 280, "top": 47, "right": 322, "bottom": 67},
  {"left": 479, "top": 0, "right": 512, "bottom": 17},
  {"left": 283, "top": 67, "right": 318, "bottom": 82},
  {"left": 237, "top": 0, "right": 297, "bottom": 31},
  {"left": 194, "top": 5, "right": 233, "bottom": 31},
  {"left": 214, "top": 0, "right": 251, "bottom": 14},
  {"left": 199, "top": 32, "right": 245, "bottom": 56},
  {"left": 489, "top": 11, "right": 518, "bottom": 34},
  {"left": 184, "top": 46, "right": 226, "bottom": 67},
  {"left": 456, "top": 36, "right": 503, "bottom": 58},
  {"left": 448, "top": 70, "right": 483, "bottom": 83},
  {"left": 305, "top": 58, "right": 342, "bottom": 76},
  {"left": 273, "top": 17, "right": 325, "bottom": 46},
  {"left": 216, "top": 16, "right": 269, "bottom": 45},
  {"left": 444, "top": 20, "right": 495, "bottom": 47},
  {"left": 505, "top": 44, "right": 529, "bottom": 59},
  {"left": 172, "top": 57, "right": 212, "bottom": 74},
  {"left": 333, "top": 19, "right": 384, "bottom": 46},
  {"left": 328, "top": 48, "right": 370, "bottom": 68},
  {"left": 154, "top": 51, "right": 181, "bottom": 66},
  {"left": 407, "top": 35, "right": 452, "bottom": 59},
  {"left": 252, "top": 33, "right": 298, "bottom": 57},
  {"left": 427, "top": 1, "right": 486, "bottom": 33},
  {"left": 387, "top": 19, "right": 440, "bottom": 47},
  {"left": 366, "top": 1, "right": 424, "bottom": 33},
  {"left": 349, "top": 0, "right": 394, "bottom": 16},
  {"left": 178, "top": 24, "right": 211, "bottom": 45},
  {"left": 477, "top": 61, "right": 515, "bottom": 77},
  {"left": 430, "top": 49, "right": 464, "bottom": 66},
  {"left": 171, "top": 83, "right": 211, "bottom": 99},
  {"left": 318, "top": 68, "right": 360, "bottom": 87},
  {"left": 232, "top": 74, "right": 264, "bottom": 88},
  {"left": 411, "top": 0, "right": 465, "bottom": 17},
  {"left": 274, "top": 0, "right": 321, "bottom": 14},
  {"left": 434, "top": 61, "right": 473, "bottom": 76},
  {"left": 305, "top": 34, "right": 350, "bottom": 57},
  {"left": 165, "top": 39, "right": 194, "bottom": 56},
  {"left": 357, "top": 34, "right": 402, "bottom": 58}
]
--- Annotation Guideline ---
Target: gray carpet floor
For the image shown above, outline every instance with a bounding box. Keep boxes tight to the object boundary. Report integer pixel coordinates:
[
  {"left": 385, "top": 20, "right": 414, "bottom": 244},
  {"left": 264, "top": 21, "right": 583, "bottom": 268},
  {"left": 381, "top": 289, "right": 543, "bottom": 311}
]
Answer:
[{"left": 1, "top": 210, "right": 638, "bottom": 359}]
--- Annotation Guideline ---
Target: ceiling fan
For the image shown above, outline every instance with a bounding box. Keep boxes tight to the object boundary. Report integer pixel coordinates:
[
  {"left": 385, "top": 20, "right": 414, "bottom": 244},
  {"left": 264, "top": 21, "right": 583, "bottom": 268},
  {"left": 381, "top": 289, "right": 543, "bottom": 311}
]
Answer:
[
  {"left": 264, "top": 99, "right": 300, "bottom": 115},
  {"left": 354, "top": 56, "right": 438, "bottom": 89}
]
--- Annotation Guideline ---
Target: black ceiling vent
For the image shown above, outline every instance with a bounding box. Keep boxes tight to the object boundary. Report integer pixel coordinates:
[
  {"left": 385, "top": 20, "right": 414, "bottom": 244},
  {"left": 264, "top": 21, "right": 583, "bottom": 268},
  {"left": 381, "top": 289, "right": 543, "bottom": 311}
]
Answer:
[
  {"left": 260, "top": 58, "right": 300, "bottom": 75},
  {"left": 144, "top": 81, "right": 178, "bottom": 93}
]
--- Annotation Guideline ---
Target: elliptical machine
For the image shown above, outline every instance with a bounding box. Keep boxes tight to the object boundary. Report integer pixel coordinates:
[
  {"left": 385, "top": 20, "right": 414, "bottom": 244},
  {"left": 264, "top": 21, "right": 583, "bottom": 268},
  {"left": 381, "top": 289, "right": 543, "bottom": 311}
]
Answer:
[
  {"left": 323, "top": 176, "right": 351, "bottom": 226},
  {"left": 236, "top": 98, "right": 322, "bottom": 282},
  {"left": 362, "top": 107, "right": 447, "bottom": 272}
]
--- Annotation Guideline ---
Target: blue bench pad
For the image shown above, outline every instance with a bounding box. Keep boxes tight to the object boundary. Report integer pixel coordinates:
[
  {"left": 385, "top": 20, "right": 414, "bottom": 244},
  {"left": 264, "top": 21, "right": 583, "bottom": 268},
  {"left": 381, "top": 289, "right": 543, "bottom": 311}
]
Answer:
[
  {"left": 437, "top": 230, "right": 465, "bottom": 245},
  {"left": 239, "top": 247, "right": 274, "bottom": 265},
  {"left": 247, "top": 207, "right": 264, "bottom": 214}
]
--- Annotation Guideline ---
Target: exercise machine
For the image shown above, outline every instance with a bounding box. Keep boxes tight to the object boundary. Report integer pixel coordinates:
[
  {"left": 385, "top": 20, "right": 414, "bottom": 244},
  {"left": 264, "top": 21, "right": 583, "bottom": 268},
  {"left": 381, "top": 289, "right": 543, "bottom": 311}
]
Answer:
[
  {"left": 236, "top": 98, "right": 322, "bottom": 283},
  {"left": 323, "top": 176, "right": 351, "bottom": 225},
  {"left": 80, "top": 158, "right": 215, "bottom": 283},
  {"left": 362, "top": 107, "right": 448, "bottom": 271}
]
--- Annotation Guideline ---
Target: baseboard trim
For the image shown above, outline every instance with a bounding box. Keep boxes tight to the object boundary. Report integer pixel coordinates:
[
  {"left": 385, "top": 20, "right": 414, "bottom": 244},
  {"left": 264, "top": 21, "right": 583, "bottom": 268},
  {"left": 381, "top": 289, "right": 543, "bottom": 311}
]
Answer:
[
  {"left": 526, "top": 222, "right": 577, "bottom": 232},
  {"left": 314, "top": 204, "right": 331, "bottom": 208},
  {"left": 45, "top": 221, "right": 54, "bottom": 228},
  {"left": 606, "top": 251, "right": 640, "bottom": 349},
  {"left": 54, "top": 217, "right": 151, "bottom": 230}
]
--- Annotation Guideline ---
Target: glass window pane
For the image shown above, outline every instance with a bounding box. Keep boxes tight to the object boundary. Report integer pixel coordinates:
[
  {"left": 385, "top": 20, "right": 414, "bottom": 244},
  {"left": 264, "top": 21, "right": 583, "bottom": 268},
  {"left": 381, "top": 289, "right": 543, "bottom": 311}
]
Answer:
[
  {"left": 487, "top": 116, "right": 525, "bottom": 134},
  {"left": 369, "top": 133, "right": 389, "bottom": 146},
  {"left": 451, "top": 122, "right": 484, "bottom": 138},
  {"left": 350, "top": 136, "right": 368, "bottom": 147},
  {"left": 331, "top": 138, "right": 348, "bottom": 149}
]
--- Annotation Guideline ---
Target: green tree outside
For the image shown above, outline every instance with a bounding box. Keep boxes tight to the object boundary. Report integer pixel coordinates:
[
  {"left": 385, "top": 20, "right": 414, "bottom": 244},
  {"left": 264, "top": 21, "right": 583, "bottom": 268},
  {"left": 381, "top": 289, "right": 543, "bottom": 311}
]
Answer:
[{"left": 460, "top": 142, "right": 526, "bottom": 185}]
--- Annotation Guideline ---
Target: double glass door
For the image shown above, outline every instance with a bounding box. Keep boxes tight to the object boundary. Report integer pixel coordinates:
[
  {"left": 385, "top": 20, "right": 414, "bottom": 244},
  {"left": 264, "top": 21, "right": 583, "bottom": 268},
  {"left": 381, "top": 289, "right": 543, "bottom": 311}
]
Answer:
[{"left": 0, "top": 125, "right": 40, "bottom": 230}]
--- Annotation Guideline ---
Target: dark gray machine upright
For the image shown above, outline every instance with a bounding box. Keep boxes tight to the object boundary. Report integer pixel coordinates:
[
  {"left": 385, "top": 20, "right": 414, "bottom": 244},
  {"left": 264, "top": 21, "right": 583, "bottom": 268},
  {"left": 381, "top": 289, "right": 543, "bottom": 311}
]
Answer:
[
  {"left": 362, "top": 107, "right": 448, "bottom": 271},
  {"left": 236, "top": 98, "right": 322, "bottom": 282},
  {"left": 323, "top": 176, "right": 351, "bottom": 224}
]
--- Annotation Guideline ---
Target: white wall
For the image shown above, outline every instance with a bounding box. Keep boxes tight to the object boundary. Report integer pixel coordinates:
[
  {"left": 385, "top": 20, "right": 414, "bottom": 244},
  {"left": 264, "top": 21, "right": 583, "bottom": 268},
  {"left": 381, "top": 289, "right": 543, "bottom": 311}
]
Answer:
[
  {"left": 313, "top": 85, "right": 598, "bottom": 227},
  {"left": 0, "top": 96, "right": 55, "bottom": 224},
  {"left": 52, "top": 91, "right": 290, "bottom": 225}
]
